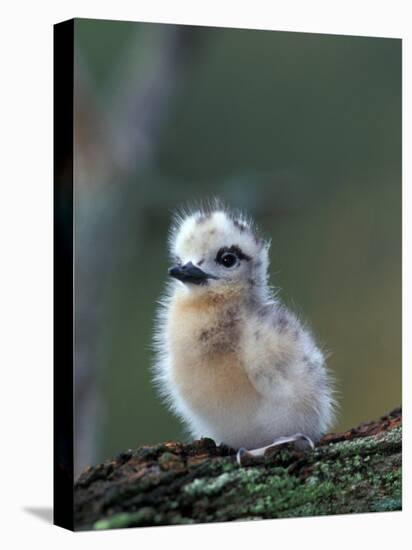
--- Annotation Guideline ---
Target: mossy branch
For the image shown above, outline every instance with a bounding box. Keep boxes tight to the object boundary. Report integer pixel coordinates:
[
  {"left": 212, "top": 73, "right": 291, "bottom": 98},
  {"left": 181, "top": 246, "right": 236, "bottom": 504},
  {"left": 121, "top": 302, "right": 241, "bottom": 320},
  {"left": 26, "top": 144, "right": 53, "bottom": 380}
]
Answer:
[{"left": 74, "top": 408, "right": 401, "bottom": 530}]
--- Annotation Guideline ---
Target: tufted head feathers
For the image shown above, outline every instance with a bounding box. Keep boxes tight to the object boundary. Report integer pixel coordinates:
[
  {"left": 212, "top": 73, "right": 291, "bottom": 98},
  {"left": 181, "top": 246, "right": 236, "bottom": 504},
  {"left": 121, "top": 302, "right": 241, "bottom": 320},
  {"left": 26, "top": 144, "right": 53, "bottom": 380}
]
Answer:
[{"left": 168, "top": 204, "right": 271, "bottom": 295}]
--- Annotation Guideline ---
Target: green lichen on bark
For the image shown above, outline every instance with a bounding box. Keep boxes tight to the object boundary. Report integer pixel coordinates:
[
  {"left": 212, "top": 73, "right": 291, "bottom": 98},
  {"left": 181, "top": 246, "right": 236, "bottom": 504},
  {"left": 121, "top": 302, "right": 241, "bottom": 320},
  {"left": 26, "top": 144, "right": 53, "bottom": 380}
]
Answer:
[{"left": 74, "top": 408, "right": 401, "bottom": 530}]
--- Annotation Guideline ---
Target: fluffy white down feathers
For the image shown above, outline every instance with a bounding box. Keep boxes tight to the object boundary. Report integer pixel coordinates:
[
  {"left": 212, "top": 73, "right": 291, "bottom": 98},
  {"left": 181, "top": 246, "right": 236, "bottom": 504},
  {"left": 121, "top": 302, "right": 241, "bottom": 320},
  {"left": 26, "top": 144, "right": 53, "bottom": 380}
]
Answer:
[{"left": 153, "top": 204, "right": 336, "bottom": 451}]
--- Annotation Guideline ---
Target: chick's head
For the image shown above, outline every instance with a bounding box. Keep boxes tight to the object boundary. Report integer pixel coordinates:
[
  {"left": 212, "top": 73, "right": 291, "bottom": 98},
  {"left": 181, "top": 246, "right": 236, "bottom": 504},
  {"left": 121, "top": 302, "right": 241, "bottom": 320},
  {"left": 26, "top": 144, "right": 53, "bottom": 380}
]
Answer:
[{"left": 168, "top": 208, "right": 270, "bottom": 296}]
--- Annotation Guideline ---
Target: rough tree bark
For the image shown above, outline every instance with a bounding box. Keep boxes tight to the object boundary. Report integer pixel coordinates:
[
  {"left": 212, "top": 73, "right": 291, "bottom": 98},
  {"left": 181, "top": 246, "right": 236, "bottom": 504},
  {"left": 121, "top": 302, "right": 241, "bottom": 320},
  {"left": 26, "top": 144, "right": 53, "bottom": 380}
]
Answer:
[{"left": 74, "top": 407, "right": 402, "bottom": 530}]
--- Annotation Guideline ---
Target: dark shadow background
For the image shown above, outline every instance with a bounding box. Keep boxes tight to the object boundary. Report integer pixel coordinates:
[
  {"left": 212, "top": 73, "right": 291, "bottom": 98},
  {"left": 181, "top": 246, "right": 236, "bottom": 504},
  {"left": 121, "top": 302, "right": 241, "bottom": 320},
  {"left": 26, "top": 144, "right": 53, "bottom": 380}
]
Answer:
[{"left": 73, "top": 18, "right": 401, "bottom": 476}]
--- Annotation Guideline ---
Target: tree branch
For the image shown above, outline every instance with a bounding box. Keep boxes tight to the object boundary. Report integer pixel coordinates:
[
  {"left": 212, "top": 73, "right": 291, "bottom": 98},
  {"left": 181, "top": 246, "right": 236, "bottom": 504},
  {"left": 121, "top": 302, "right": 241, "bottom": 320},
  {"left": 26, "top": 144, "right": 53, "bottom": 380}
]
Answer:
[{"left": 74, "top": 407, "right": 402, "bottom": 530}]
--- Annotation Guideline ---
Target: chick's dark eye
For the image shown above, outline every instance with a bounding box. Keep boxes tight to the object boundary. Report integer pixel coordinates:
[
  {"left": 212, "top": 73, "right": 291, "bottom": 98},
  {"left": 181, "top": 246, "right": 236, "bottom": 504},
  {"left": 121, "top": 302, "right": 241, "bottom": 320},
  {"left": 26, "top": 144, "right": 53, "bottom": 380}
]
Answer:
[{"left": 219, "top": 252, "right": 237, "bottom": 268}]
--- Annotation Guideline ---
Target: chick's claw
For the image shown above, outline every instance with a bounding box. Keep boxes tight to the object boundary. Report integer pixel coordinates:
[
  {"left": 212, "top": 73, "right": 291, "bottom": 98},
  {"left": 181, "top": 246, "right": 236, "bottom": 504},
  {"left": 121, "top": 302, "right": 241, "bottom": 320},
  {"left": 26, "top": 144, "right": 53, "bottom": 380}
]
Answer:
[{"left": 236, "top": 433, "right": 315, "bottom": 466}]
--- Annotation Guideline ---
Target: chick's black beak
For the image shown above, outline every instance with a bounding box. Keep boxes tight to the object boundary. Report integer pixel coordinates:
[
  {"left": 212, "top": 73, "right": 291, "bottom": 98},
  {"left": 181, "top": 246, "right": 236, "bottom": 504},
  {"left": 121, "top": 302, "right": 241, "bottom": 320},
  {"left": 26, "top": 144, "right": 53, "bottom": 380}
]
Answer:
[{"left": 168, "top": 262, "right": 216, "bottom": 285}]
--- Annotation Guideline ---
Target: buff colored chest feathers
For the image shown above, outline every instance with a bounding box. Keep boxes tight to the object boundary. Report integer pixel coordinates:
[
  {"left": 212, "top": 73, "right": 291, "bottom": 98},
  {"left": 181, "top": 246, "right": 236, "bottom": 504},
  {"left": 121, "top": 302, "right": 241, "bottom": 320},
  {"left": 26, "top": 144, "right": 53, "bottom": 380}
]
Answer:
[{"left": 167, "top": 288, "right": 261, "bottom": 420}]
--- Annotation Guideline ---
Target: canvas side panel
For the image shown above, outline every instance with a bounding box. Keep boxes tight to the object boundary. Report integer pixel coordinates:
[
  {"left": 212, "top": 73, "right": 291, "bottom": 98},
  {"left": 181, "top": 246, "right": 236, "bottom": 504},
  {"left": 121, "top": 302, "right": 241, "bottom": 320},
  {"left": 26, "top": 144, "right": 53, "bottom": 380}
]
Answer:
[{"left": 53, "top": 18, "right": 74, "bottom": 532}]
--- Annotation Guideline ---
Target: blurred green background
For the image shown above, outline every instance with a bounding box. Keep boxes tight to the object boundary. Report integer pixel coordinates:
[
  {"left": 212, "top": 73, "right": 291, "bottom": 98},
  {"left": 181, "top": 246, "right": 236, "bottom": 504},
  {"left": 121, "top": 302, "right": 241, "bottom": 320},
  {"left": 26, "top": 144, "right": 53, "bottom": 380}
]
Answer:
[{"left": 73, "top": 19, "right": 401, "bottom": 475}]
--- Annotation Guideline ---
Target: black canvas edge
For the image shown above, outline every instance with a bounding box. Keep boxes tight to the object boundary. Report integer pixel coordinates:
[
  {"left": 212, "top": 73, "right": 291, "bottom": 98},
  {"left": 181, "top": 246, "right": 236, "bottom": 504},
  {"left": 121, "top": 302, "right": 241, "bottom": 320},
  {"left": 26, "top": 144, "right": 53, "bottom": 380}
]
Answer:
[{"left": 53, "top": 18, "right": 75, "bottom": 531}]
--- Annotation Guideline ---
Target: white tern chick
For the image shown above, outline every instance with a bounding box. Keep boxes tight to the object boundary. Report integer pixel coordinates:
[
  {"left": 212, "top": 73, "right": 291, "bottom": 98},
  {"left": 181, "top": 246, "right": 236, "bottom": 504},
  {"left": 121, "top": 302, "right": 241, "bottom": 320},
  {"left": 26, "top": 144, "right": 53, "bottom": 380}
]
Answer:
[{"left": 153, "top": 204, "right": 336, "bottom": 464}]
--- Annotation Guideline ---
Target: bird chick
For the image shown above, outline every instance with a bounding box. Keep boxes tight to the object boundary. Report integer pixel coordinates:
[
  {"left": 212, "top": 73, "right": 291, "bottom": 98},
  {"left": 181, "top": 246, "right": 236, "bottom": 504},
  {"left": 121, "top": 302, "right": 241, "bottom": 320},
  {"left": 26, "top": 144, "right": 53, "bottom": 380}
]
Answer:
[{"left": 153, "top": 204, "right": 336, "bottom": 464}]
